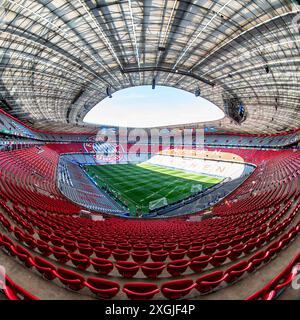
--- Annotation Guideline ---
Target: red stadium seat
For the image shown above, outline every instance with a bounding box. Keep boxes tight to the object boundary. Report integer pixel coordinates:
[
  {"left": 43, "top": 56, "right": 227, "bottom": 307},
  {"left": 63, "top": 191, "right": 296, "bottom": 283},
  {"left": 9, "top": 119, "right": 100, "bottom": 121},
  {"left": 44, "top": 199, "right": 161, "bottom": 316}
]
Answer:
[
  {"left": 190, "top": 255, "right": 212, "bottom": 273},
  {"left": 32, "top": 256, "right": 56, "bottom": 280},
  {"left": 225, "top": 261, "right": 253, "bottom": 283},
  {"left": 2, "top": 235, "right": 16, "bottom": 255},
  {"left": 35, "top": 239, "right": 52, "bottom": 256},
  {"left": 245, "top": 287, "right": 273, "bottom": 300},
  {"left": 53, "top": 268, "right": 85, "bottom": 291},
  {"left": 196, "top": 271, "right": 227, "bottom": 294},
  {"left": 123, "top": 282, "right": 160, "bottom": 300},
  {"left": 178, "top": 241, "right": 191, "bottom": 250},
  {"left": 248, "top": 251, "right": 270, "bottom": 272},
  {"left": 151, "top": 250, "right": 169, "bottom": 262},
  {"left": 163, "top": 243, "right": 177, "bottom": 251},
  {"left": 51, "top": 246, "right": 70, "bottom": 264},
  {"left": 187, "top": 246, "right": 203, "bottom": 258},
  {"left": 169, "top": 249, "right": 187, "bottom": 260},
  {"left": 2, "top": 274, "right": 39, "bottom": 300},
  {"left": 115, "top": 261, "right": 139, "bottom": 278},
  {"left": 13, "top": 227, "right": 26, "bottom": 243},
  {"left": 11, "top": 244, "right": 34, "bottom": 268},
  {"left": 203, "top": 242, "right": 218, "bottom": 255},
  {"left": 269, "top": 264, "right": 300, "bottom": 291},
  {"left": 62, "top": 239, "right": 77, "bottom": 252},
  {"left": 85, "top": 277, "right": 120, "bottom": 299},
  {"left": 90, "top": 258, "right": 114, "bottom": 275},
  {"left": 22, "top": 234, "right": 36, "bottom": 249},
  {"left": 69, "top": 252, "right": 91, "bottom": 271},
  {"left": 118, "top": 243, "right": 132, "bottom": 251},
  {"left": 167, "top": 259, "right": 190, "bottom": 276},
  {"left": 211, "top": 250, "right": 230, "bottom": 267},
  {"left": 89, "top": 240, "right": 102, "bottom": 248},
  {"left": 112, "top": 249, "right": 130, "bottom": 261},
  {"left": 243, "top": 238, "right": 258, "bottom": 254},
  {"left": 218, "top": 239, "right": 232, "bottom": 250},
  {"left": 0, "top": 216, "right": 12, "bottom": 232},
  {"left": 131, "top": 250, "right": 149, "bottom": 264},
  {"left": 103, "top": 241, "right": 117, "bottom": 250},
  {"left": 148, "top": 243, "right": 163, "bottom": 252},
  {"left": 161, "top": 279, "right": 196, "bottom": 299},
  {"left": 228, "top": 244, "right": 246, "bottom": 261},
  {"left": 132, "top": 244, "right": 147, "bottom": 251},
  {"left": 94, "top": 246, "right": 111, "bottom": 259},
  {"left": 37, "top": 230, "right": 50, "bottom": 243},
  {"left": 141, "top": 262, "right": 165, "bottom": 278},
  {"left": 266, "top": 241, "right": 282, "bottom": 258},
  {"left": 77, "top": 243, "right": 94, "bottom": 257},
  {"left": 49, "top": 234, "right": 63, "bottom": 247},
  {"left": 279, "top": 234, "right": 291, "bottom": 249}
]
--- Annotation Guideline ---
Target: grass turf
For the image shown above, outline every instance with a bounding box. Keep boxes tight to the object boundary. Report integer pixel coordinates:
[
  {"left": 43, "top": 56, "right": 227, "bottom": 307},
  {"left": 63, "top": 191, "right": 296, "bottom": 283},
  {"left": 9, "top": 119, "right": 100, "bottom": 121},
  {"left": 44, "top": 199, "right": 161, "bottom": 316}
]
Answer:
[{"left": 84, "top": 163, "right": 222, "bottom": 214}]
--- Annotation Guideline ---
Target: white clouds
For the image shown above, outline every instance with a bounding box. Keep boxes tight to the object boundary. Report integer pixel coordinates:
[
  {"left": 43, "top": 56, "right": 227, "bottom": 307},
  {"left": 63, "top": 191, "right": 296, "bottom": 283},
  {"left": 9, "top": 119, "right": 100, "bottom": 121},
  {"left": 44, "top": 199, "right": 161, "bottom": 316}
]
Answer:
[{"left": 84, "top": 86, "right": 224, "bottom": 128}]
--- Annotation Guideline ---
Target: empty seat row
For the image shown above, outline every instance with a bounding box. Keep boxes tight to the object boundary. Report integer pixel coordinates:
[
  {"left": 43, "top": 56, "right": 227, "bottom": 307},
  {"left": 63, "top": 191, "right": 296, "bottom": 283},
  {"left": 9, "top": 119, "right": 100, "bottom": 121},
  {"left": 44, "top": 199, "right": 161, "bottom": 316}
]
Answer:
[
  {"left": 1, "top": 215, "right": 299, "bottom": 300},
  {"left": 246, "top": 252, "right": 300, "bottom": 300}
]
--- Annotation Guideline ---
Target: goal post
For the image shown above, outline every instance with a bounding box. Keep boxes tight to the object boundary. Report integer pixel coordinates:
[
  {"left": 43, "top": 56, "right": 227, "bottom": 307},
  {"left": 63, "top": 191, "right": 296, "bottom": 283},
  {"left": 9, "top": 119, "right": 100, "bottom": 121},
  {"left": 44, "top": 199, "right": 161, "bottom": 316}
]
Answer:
[
  {"left": 191, "top": 184, "right": 203, "bottom": 194},
  {"left": 149, "top": 197, "right": 168, "bottom": 210}
]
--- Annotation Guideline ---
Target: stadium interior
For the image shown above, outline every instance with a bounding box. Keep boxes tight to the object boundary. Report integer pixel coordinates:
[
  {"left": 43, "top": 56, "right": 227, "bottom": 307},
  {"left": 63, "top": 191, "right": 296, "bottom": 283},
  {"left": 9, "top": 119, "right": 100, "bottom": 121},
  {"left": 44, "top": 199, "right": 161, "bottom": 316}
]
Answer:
[{"left": 0, "top": 0, "right": 299, "bottom": 303}]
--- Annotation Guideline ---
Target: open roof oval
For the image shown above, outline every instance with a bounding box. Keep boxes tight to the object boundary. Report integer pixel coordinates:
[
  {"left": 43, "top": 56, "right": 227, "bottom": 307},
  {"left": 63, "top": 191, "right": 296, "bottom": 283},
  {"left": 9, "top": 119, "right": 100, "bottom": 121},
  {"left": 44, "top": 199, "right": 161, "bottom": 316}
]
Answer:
[{"left": 83, "top": 86, "right": 225, "bottom": 128}]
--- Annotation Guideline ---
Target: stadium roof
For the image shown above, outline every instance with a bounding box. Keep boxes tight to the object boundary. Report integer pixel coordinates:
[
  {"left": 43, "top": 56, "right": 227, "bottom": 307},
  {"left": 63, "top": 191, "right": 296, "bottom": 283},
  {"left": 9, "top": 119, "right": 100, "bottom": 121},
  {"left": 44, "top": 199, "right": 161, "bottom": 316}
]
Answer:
[{"left": 0, "top": 0, "right": 300, "bottom": 134}]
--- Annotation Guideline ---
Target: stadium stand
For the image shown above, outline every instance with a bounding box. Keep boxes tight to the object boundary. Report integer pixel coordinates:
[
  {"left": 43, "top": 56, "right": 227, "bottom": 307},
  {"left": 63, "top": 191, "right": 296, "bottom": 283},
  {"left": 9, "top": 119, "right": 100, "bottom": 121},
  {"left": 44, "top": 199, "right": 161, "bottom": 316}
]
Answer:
[
  {"left": 0, "top": 1, "right": 299, "bottom": 303},
  {"left": 57, "top": 159, "right": 126, "bottom": 214},
  {"left": 204, "top": 130, "right": 300, "bottom": 148},
  {"left": 0, "top": 134, "right": 299, "bottom": 300}
]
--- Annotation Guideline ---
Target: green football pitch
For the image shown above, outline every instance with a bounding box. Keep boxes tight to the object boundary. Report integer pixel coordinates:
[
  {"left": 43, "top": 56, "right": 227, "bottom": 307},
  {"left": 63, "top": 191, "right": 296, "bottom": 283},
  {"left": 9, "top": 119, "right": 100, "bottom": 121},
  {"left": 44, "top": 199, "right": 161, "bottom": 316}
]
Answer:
[{"left": 84, "top": 163, "right": 222, "bottom": 214}]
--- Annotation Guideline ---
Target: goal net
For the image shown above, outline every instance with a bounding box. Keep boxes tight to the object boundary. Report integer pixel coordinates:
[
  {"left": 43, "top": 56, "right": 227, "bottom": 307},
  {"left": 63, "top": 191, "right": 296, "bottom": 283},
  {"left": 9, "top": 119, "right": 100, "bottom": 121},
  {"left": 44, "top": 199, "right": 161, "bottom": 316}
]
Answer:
[
  {"left": 191, "top": 184, "right": 203, "bottom": 194},
  {"left": 149, "top": 197, "right": 168, "bottom": 210}
]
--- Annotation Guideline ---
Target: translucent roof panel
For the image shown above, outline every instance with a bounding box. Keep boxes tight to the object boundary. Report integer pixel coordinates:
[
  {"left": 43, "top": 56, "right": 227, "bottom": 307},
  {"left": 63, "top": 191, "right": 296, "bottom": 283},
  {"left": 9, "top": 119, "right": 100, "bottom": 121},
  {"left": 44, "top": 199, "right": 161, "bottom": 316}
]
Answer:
[{"left": 0, "top": 0, "right": 299, "bottom": 133}]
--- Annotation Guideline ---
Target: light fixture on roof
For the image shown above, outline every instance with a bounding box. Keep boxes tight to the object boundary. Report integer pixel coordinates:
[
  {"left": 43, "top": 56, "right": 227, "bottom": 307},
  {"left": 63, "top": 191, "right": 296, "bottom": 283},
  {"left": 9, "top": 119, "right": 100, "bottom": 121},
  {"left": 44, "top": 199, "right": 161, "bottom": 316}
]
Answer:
[
  {"left": 106, "top": 86, "right": 112, "bottom": 98},
  {"left": 195, "top": 87, "right": 201, "bottom": 97},
  {"left": 265, "top": 65, "right": 270, "bottom": 74},
  {"left": 152, "top": 77, "right": 156, "bottom": 90}
]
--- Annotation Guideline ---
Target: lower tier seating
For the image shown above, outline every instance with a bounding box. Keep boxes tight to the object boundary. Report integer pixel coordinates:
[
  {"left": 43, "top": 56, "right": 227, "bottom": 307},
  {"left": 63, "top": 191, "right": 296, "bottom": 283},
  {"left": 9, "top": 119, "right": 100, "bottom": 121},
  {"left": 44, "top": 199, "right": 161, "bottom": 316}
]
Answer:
[{"left": 0, "top": 145, "right": 299, "bottom": 300}]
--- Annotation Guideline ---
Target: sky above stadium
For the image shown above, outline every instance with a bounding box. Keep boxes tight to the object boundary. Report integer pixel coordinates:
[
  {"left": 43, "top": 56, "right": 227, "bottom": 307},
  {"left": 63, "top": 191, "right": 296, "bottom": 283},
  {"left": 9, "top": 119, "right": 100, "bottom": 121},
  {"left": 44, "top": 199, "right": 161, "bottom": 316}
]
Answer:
[{"left": 84, "top": 86, "right": 224, "bottom": 128}]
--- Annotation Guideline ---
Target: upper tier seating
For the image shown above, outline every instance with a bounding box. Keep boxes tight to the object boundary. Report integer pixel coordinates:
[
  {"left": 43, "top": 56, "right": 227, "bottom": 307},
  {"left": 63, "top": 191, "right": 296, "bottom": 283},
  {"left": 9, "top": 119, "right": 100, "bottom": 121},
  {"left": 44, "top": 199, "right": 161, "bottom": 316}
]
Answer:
[{"left": 203, "top": 131, "right": 299, "bottom": 148}]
